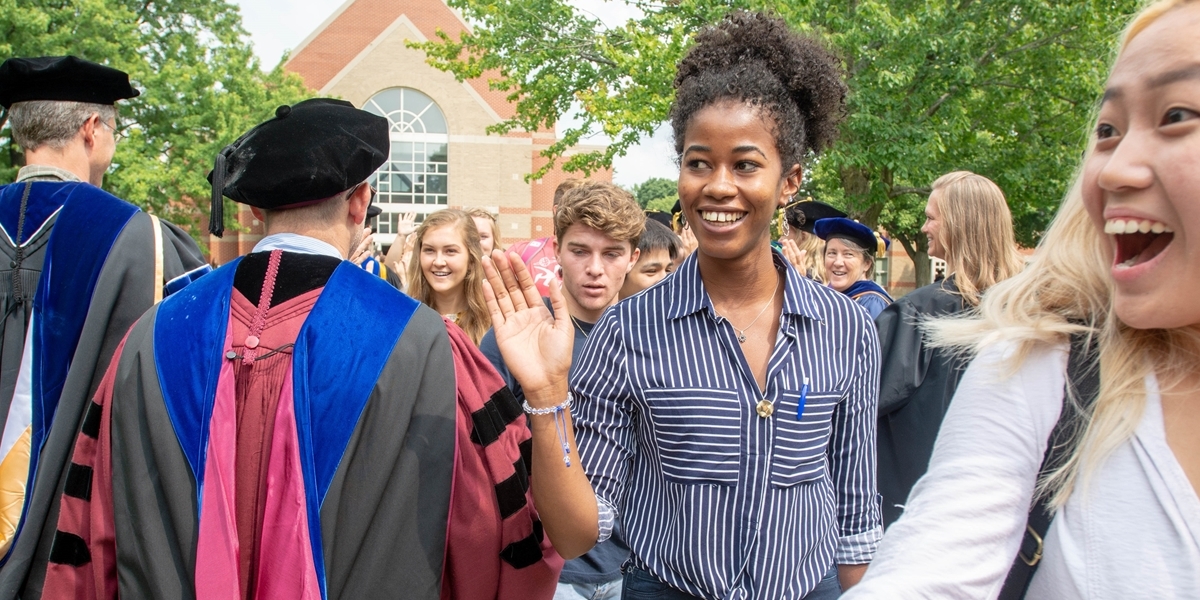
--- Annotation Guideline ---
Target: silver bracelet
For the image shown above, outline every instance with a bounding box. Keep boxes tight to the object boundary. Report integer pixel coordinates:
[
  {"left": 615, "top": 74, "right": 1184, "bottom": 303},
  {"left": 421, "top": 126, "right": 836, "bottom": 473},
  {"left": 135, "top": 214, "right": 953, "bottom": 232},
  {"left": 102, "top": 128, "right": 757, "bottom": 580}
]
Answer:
[{"left": 522, "top": 392, "right": 573, "bottom": 415}]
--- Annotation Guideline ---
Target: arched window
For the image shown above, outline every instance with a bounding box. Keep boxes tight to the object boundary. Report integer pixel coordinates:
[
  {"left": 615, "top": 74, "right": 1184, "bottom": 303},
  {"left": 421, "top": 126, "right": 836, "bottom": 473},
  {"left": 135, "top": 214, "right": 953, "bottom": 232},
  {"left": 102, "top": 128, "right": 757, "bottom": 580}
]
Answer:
[{"left": 362, "top": 88, "right": 449, "bottom": 237}]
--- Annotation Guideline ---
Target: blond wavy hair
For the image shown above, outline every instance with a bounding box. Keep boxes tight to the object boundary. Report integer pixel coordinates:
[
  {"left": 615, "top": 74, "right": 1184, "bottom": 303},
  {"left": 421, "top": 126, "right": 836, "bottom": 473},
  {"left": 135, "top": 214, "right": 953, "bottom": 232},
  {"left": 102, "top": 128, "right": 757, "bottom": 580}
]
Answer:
[
  {"left": 464, "top": 207, "right": 504, "bottom": 251},
  {"left": 929, "top": 171, "right": 1025, "bottom": 306},
  {"left": 554, "top": 181, "right": 645, "bottom": 248},
  {"left": 928, "top": 0, "right": 1200, "bottom": 509},
  {"left": 406, "top": 209, "right": 491, "bottom": 345}
]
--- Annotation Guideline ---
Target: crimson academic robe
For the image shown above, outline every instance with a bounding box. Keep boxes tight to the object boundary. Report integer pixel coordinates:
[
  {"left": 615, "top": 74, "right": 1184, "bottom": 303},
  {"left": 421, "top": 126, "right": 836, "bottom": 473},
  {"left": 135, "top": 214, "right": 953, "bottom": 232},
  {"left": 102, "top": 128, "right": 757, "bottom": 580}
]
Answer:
[
  {"left": 44, "top": 254, "right": 560, "bottom": 599},
  {"left": 0, "top": 179, "right": 208, "bottom": 599}
]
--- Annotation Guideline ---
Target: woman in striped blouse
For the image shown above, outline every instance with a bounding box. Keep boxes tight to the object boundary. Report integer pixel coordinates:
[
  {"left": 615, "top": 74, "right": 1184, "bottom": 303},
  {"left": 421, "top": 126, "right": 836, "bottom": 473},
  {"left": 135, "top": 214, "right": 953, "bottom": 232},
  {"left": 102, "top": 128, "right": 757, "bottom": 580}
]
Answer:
[{"left": 483, "top": 11, "right": 883, "bottom": 600}]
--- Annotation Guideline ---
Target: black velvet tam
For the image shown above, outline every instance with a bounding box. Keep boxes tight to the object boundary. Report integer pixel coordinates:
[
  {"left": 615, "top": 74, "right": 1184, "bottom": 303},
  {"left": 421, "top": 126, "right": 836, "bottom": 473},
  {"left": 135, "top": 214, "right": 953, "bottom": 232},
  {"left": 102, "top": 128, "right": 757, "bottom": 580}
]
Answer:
[
  {"left": 646, "top": 210, "right": 672, "bottom": 229},
  {"left": 208, "top": 98, "right": 388, "bottom": 210},
  {"left": 0, "top": 56, "right": 139, "bottom": 109},
  {"left": 787, "top": 199, "right": 846, "bottom": 233}
]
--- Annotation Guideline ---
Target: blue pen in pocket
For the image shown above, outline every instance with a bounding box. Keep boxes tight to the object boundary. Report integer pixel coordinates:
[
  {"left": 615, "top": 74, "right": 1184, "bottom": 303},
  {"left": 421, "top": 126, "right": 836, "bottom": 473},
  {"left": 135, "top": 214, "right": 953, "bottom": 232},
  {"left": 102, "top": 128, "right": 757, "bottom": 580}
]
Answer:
[{"left": 797, "top": 376, "right": 809, "bottom": 420}]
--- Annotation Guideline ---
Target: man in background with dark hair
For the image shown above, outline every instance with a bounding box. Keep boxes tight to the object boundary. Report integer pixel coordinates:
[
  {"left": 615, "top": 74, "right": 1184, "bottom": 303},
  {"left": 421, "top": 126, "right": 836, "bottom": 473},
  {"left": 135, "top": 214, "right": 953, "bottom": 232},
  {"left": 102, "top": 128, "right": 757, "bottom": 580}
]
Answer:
[
  {"left": 619, "top": 218, "right": 681, "bottom": 299},
  {"left": 0, "top": 56, "right": 207, "bottom": 598}
]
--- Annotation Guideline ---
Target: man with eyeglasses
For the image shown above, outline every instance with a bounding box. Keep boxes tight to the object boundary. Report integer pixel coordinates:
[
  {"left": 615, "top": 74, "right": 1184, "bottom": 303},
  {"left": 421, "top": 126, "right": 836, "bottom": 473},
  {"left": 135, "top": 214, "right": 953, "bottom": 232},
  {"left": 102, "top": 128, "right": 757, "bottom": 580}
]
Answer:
[
  {"left": 43, "top": 98, "right": 561, "bottom": 599},
  {"left": 0, "top": 56, "right": 209, "bottom": 598}
]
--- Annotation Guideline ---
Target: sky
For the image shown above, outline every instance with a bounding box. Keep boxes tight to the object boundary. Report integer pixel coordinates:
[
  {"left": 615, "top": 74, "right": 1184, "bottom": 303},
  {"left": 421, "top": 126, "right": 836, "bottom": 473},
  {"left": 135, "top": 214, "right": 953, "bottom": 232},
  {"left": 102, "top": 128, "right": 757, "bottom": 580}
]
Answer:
[{"left": 232, "top": 0, "right": 678, "bottom": 188}]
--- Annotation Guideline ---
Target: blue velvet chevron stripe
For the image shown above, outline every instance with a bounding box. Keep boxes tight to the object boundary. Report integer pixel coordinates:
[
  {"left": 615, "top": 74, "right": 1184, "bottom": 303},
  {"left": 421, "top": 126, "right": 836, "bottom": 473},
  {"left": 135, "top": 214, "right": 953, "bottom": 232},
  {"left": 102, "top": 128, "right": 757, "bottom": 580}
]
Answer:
[
  {"left": 153, "top": 258, "right": 240, "bottom": 503},
  {"left": 0, "top": 182, "right": 71, "bottom": 245},
  {"left": 21, "top": 183, "right": 138, "bottom": 557},
  {"left": 291, "top": 263, "right": 417, "bottom": 598},
  {"left": 153, "top": 259, "right": 418, "bottom": 599}
]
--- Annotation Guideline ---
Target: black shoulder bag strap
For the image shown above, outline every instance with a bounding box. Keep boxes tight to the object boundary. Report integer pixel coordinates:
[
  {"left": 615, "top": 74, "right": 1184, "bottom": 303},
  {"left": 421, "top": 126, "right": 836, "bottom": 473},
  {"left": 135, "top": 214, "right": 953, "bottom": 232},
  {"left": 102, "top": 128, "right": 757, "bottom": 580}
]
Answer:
[{"left": 997, "top": 333, "right": 1100, "bottom": 599}]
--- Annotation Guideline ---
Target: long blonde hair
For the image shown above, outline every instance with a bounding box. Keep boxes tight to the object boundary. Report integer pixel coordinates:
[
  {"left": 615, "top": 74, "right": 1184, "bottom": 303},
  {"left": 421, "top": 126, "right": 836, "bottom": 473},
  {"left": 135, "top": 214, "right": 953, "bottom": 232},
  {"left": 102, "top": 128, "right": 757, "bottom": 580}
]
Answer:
[
  {"left": 928, "top": 0, "right": 1200, "bottom": 508},
  {"left": 795, "top": 230, "right": 827, "bottom": 283},
  {"left": 929, "top": 171, "right": 1025, "bottom": 306},
  {"left": 406, "top": 209, "right": 491, "bottom": 345},
  {"left": 464, "top": 207, "right": 504, "bottom": 252}
]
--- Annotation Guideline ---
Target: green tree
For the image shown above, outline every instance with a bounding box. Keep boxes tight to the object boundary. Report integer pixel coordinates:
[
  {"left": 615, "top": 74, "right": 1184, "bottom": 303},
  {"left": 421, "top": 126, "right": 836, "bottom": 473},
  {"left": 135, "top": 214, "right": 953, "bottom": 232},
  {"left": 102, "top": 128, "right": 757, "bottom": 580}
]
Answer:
[
  {"left": 632, "top": 176, "right": 677, "bottom": 208},
  {"left": 415, "top": 0, "right": 1137, "bottom": 287},
  {"left": 645, "top": 196, "right": 677, "bottom": 213},
  {"left": 0, "top": 0, "right": 312, "bottom": 240}
]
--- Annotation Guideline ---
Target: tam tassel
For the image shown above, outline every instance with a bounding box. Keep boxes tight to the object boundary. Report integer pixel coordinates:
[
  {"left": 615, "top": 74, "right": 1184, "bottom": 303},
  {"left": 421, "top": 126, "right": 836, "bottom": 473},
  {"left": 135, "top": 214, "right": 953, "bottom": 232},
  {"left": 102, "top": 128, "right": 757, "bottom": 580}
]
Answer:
[{"left": 209, "top": 148, "right": 229, "bottom": 237}]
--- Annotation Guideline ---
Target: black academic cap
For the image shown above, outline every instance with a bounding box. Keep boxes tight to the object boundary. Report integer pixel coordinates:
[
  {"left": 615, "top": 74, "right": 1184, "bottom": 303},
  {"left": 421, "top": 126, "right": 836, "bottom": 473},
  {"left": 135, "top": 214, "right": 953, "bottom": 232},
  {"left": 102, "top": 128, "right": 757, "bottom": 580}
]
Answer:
[
  {"left": 207, "top": 98, "right": 389, "bottom": 236},
  {"left": 646, "top": 210, "right": 672, "bottom": 229},
  {"left": 785, "top": 198, "right": 846, "bottom": 233},
  {"left": 813, "top": 217, "right": 890, "bottom": 255},
  {"left": 0, "top": 56, "right": 139, "bottom": 109}
]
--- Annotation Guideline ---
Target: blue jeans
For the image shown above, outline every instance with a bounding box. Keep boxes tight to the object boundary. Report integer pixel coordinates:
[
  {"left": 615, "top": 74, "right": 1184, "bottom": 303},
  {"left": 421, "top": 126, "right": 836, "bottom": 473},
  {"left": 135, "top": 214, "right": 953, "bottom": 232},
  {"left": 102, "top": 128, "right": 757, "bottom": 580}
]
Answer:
[
  {"left": 555, "top": 579, "right": 624, "bottom": 600},
  {"left": 621, "top": 565, "right": 841, "bottom": 599}
]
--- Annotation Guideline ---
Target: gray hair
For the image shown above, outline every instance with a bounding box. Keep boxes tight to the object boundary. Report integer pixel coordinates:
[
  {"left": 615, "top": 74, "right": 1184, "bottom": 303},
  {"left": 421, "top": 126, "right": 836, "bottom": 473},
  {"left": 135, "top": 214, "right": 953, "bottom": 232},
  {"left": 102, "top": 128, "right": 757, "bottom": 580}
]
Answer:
[
  {"left": 824, "top": 234, "right": 877, "bottom": 278},
  {"left": 8, "top": 100, "right": 117, "bottom": 151}
]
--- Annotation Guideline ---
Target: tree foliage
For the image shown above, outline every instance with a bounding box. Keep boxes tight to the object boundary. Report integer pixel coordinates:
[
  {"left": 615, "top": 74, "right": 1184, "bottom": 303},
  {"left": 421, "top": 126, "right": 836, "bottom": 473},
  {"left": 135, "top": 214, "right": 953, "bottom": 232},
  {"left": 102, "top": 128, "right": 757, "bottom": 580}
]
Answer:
[
  {"left": 416, "top": 0, "right": 1138, "bottom": 286},
  {"left": 631, "top": 176, "right": 677, "bottom": 208},
  {"left": 0, "top": 0, "right": 312, "bottom": 240}
]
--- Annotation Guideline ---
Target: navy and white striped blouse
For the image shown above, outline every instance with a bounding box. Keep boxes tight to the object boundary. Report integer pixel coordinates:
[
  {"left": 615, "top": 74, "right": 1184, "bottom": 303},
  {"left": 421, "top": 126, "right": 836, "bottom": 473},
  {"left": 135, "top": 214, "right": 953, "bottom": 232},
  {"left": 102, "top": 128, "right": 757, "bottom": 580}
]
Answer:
[{"left": 571, "top": 251, "right": 883, "bottom": 600}]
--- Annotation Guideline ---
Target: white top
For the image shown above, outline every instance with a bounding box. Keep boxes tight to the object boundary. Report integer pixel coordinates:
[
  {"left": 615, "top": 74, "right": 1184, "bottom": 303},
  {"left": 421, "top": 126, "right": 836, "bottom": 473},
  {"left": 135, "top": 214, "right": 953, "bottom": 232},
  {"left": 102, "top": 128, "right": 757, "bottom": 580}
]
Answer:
[{"left": 844, "top": 342, "right": 1200, "bottom": 600}]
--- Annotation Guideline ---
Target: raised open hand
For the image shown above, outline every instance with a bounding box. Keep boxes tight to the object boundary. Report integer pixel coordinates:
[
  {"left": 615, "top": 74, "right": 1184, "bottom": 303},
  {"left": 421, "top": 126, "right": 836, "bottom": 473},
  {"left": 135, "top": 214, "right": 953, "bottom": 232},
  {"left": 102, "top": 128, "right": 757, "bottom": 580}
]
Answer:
[
  {"left": 350, "top": 228, "right": 374, "bottom": 264},
  {"left": 397, "top": 212, "right": 418, "bottom": 237},
  {"left": 482, "top": 249, "right": 574, "bottom": 404},
  {"left": 679, "top": 224, "right": 698, "bottom": 257},
  {"left": 781, "top": 238, "right": 808, "bottom": 271}
]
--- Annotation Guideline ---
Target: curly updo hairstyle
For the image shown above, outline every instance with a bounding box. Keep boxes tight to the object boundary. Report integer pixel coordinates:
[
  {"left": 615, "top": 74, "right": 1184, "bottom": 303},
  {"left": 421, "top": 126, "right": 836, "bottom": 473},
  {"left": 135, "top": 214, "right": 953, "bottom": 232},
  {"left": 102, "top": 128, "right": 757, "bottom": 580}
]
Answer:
[{"left": 671, "top": 10, "right": 848, "bottom": 168}]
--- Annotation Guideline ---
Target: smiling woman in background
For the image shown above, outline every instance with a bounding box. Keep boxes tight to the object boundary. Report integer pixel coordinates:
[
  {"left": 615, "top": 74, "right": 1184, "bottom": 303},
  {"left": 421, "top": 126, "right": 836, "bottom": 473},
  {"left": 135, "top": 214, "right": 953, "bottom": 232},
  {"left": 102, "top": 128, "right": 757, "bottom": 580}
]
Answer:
[
  {"left": 814, "top": 217, "right": 893, "bottom": 318},
  {"left": 844, "top": 1, "right": 1200, "bottom": 597},
  {"left": 407, "top": 208, "right": 491, "bottom": 344},
  {"left": 873, "top": 171, "right": 1024, "bottom": 527}
]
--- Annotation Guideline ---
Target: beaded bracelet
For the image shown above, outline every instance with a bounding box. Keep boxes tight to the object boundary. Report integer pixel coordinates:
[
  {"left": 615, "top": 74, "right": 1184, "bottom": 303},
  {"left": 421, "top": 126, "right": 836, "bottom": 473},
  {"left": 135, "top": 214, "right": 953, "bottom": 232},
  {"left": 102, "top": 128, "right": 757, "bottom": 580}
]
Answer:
[{"left": 522, "top": 393, "right": 574, "bottom": 467}]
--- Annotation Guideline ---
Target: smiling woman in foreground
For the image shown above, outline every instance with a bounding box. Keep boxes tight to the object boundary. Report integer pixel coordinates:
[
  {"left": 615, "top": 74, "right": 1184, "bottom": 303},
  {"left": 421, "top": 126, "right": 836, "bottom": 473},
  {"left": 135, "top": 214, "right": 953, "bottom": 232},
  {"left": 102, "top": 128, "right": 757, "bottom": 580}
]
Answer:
[
  {"left": 483, "top": 10, "right": 884, "bottom": 600},
  {"left": 843, "top": 1, "right": 1200, "bottom": 597}
]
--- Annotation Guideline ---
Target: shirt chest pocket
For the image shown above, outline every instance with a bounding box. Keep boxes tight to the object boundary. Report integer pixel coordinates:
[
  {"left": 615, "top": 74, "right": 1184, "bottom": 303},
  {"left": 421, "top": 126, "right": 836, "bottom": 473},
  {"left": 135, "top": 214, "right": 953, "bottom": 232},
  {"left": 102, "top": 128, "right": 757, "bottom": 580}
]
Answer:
[
  {"left": 643, "top": 387, "right": 741, "bottom": 486},
  {"left": 769, "top": 390, "right": 841, "bottom": 488}
]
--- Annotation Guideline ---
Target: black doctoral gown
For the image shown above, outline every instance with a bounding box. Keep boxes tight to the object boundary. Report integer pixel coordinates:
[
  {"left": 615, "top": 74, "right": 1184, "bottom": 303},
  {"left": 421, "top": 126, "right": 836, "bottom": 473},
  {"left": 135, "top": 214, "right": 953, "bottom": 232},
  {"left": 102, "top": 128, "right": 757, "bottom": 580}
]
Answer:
[
  {"left": 874, "top": 276, "right": 969, "bottom": 527},
  {"left": 0, "top": 177, "right": 207, "bottom": 599}
]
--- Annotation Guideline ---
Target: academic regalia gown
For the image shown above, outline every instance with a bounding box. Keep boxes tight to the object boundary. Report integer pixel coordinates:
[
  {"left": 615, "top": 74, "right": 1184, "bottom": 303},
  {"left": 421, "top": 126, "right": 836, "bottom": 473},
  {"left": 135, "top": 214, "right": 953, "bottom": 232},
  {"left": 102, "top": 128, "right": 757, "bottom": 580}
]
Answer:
[
  {"left": 873, "top": 276, "right": 969, "bottom": 526},
  {"left": 0, "top": 179, "right": 208, "bottom": 599},
  {"left": 843, "top": 279, "right": 893, "bottom": 319},
  {"left": 44, "top": 251, "right": 560, "bottom": 600}
]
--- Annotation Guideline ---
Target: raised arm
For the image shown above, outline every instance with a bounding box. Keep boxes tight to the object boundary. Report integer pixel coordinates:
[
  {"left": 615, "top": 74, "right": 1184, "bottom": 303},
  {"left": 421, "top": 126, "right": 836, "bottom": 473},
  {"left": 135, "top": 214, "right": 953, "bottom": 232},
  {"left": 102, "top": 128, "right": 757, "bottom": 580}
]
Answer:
[{"left": 481, "top": 250, "right": 600, "bottom": 558}]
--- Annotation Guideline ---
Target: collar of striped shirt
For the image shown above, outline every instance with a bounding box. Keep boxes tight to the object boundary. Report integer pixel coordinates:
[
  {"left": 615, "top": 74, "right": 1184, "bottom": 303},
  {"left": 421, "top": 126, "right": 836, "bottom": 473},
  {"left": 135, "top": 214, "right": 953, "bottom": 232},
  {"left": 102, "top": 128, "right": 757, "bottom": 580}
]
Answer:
[
  {"left": 15, "top": 164, "right": 83, "bottom": 183},
  {"left": 665, "top": 249, "right": 825, "bottom": 322}
]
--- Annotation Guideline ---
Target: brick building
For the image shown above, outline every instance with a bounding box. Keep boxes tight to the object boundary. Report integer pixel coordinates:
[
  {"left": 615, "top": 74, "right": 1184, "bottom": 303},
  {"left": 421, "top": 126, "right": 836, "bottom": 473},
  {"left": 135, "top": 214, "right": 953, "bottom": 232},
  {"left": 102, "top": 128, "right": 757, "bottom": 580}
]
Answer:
[{"left": 208, "top": 0, "right": 610, "bottom": 263}]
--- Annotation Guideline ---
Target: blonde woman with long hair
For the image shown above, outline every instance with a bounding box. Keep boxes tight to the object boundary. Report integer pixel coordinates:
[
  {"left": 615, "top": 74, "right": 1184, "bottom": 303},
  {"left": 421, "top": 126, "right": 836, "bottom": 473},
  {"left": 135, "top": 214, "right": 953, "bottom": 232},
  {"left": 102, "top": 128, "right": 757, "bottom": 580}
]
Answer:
[
  {"left": 874, "top": 171, "right": 1024, "bottom": 527},
  {"left": 407, "top": 209, "right": 491, "bottom": 344},
  {"left": 464, "top": 206, "right": 503, "bottom": 255},
  {"left": 846, "top": 2, "right": 1200, "bottom": 597}
]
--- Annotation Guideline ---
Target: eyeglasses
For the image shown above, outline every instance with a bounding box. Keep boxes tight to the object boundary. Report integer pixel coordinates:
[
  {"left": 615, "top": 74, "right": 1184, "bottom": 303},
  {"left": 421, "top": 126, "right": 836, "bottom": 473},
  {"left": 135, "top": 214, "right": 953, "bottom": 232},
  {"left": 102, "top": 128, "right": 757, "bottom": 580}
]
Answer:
[{"left": 97, "top": 119, "right": 126, "bottom": 142}]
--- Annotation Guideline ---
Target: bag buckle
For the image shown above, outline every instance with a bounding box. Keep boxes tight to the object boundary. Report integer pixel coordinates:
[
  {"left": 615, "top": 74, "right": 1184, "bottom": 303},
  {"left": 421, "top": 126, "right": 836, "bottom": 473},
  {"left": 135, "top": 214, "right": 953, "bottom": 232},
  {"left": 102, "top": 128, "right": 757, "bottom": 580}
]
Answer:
[{"left": 1019, "top": 524, "right": 1044, "bottom": 566}]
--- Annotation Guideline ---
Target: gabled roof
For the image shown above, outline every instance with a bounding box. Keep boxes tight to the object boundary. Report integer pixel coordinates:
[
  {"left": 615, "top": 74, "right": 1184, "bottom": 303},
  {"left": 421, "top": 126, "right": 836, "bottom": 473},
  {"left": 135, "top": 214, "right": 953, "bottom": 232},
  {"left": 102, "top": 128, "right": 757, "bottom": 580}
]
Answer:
[{"left": 285, "top": 0, "right": 517, "bottom": 121}]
